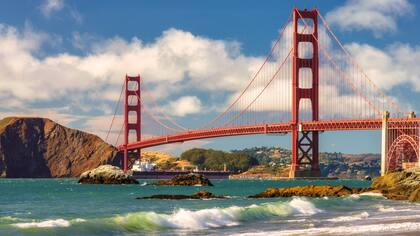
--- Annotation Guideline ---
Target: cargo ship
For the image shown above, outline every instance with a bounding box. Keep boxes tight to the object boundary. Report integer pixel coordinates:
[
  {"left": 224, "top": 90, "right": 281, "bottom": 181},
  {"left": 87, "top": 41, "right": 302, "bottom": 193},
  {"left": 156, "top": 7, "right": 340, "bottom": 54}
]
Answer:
[{"left": 130, "top": 159, "right": 232, "bottom": 179}]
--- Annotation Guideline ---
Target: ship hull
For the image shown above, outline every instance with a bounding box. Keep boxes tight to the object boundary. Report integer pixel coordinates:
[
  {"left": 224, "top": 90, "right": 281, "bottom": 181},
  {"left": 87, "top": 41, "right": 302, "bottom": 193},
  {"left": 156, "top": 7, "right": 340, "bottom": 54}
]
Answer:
[{"left": 132, "top": 170, "right": 231, "bottom": 179}]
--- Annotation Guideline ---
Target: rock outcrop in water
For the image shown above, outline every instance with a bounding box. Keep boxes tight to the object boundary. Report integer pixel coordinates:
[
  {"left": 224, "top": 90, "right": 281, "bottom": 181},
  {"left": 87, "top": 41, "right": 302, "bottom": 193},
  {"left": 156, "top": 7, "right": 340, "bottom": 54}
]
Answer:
[
  {"left": 0, "top": 117, "right": 122, "bottom": 177},
  {"left": 137, "top": 190, "right": 223, "bottom": 200},
  {"left": 249, "top": 185, "right": 371, "bottom": 198},
  {"left": 150, "top": 173, "right": 213, "bottom": 186},
  {"left": 78, "top": 165, "right": 138, "bottom": 184},
  {"left": 250, "top": 168, "right": 420, "bottom": 202},
  {"left": 372, "top": 167, "right": 420, "bottom": 202}
]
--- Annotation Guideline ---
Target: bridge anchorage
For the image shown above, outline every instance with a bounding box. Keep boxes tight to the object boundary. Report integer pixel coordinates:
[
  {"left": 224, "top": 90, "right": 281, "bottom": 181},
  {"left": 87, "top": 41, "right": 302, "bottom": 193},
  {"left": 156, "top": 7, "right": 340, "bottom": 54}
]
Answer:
[{"left": 110, "top": 7, "right": 420, "bottom": 178}]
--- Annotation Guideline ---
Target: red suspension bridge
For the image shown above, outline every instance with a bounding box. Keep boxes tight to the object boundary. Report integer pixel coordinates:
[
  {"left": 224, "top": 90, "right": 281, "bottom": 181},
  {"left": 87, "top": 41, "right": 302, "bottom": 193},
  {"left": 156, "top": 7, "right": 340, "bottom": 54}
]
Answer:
[{"left": 106, "top": 8, "right": 420, "bottom": 178}]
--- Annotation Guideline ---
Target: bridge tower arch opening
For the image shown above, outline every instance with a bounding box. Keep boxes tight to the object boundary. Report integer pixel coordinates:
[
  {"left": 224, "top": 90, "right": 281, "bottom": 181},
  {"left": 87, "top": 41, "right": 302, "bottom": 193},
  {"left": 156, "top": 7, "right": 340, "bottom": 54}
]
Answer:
[{"left": 290, "top": 8, "right": 321, "bottom": 178}]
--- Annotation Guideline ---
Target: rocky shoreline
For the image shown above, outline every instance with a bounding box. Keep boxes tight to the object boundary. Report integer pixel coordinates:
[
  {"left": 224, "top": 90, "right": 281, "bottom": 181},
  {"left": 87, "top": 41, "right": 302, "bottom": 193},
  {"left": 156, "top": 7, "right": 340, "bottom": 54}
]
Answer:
[
  {"left": 249, "top": 185, "right": 373, "bottom": 198},
  {"left": 249, "top": 167, "right": 420, "bottom": 202},
  {"left": 138, "top": 190, "right": 223, "bottom": 200},
  {"left": 372, "top": 167, "right": 420, "bottom": 202}
]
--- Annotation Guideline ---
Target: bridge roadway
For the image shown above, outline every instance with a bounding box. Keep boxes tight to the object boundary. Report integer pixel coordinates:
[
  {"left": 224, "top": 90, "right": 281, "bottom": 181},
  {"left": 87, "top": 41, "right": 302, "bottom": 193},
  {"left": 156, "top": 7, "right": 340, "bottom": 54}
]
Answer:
[{"left": 118, "top": 118, "right": 420, "bottom": 151}]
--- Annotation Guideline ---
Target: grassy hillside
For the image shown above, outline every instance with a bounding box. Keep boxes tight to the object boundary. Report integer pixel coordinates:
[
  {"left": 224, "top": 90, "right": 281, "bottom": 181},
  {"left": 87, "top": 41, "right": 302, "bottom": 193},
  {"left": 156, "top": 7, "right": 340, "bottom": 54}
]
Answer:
[{"left": 142, "top": 151, "right": 192, "bottom": 170}]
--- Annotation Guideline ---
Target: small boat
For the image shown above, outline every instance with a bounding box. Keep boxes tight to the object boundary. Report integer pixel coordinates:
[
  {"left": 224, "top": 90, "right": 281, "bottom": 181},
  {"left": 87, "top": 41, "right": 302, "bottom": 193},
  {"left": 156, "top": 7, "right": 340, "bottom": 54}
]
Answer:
[{"left": 131, "top": 159, "right": 156, "bottom": 172}]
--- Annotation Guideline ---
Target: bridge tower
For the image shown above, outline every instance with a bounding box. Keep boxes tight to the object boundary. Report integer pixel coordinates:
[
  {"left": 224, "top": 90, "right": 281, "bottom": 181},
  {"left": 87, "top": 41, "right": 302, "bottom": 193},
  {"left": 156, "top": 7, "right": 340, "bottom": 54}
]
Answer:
[
  {"left": 123, "top": 75, "right": 141, "bottom": 173},
  {"left": 289, "top": 8, "right": 321, "bottom": 178}
]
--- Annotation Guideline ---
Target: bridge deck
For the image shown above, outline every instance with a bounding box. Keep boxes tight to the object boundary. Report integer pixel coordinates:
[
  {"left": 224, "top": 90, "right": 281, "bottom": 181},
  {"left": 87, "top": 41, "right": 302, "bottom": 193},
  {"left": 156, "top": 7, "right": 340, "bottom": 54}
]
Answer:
[{"left": 119, "top": 118, "right": 420, "bottom": 150}]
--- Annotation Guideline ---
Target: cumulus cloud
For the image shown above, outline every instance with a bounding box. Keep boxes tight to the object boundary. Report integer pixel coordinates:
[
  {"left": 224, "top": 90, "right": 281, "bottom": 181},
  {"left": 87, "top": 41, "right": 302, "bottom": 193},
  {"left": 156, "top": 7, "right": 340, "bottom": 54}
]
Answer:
[
  {"left": 326, "top": 0, "right": 413, "bottom": 35},
  {"left": 166, "top": 96, "right": 202, "bottom": 117},
  {"left": 40, "top": 0, "right": 65, "bottom": 17},
  {"left": 0, "top": 25, "right": 261, "bottom": 104},
  {"left": 346, "top": 42, "right": 420, "bottom": 91},
  {"left": 0, "top": 19, "right": 416, "bottom": 147},
  {"left": 0, "top": 24, "right": 264, "bottom": 145}
]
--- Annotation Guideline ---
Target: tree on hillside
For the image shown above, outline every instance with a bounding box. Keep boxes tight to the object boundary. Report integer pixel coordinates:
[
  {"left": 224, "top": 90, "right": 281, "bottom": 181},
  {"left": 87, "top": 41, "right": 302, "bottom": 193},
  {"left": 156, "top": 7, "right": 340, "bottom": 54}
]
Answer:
[{"left": 180, "top": 148, "right": 258, "bottom": 172}]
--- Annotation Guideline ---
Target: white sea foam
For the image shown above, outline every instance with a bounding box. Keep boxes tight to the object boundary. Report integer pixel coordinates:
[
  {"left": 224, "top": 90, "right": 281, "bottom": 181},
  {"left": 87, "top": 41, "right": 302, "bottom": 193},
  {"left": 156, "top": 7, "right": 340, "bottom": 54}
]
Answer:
[
  {"left": 114, "top": 197, "right": 322, "bottom": 230},
  {"left": 326, "top": 211, "right": 369, "bottom": 222},
  {"left": 358, "top": 192, "right": 384, "bottom": 197},
  {"left": 72, "top": 218, "right": 86, "bottom": 223},
  {"left": 235, "top": 222, "right": 420, "bottom": 236},
  {"left": 286, "top": 219, "right": 307, "bottom": 223},
  {"left": 378, "top": 206, "right": 398, "bottom": 212},
  {"left": 289, "top": 198, "right": 323, "bottom": 215},
  {"left": 348, "top": 192, "right": 384, "bottom": 200},
  {"left": 13, "top": 219, "right": 71, "bottom": 228}
]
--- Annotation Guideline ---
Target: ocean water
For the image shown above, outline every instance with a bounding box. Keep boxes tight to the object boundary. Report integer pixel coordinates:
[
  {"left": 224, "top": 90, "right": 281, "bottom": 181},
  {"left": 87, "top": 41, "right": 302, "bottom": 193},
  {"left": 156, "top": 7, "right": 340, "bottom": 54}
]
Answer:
[{"left": 1, "top": 179, "right": 420, "bottom": 236}]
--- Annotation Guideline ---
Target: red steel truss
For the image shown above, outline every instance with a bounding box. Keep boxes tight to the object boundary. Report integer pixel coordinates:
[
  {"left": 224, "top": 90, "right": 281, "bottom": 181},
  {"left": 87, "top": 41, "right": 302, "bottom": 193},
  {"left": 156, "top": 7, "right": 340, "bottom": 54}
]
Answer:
[{"left": 118, "top": 118, "right": 420, "bottom": 151}]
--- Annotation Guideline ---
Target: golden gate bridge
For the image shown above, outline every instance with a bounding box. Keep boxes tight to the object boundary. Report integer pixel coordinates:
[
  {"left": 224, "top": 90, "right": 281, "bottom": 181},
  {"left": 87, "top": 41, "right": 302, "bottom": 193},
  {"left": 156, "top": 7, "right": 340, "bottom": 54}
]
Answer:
[{"left": 106, "top": 8, "right": 420, "bottom": 178}]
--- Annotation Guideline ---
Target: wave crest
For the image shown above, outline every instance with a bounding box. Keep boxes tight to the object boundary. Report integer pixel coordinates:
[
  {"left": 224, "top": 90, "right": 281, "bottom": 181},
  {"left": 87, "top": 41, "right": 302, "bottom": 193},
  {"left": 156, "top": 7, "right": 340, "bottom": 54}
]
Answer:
[{"left": 114, "top": 197, "right": 321, "bottom": 231}]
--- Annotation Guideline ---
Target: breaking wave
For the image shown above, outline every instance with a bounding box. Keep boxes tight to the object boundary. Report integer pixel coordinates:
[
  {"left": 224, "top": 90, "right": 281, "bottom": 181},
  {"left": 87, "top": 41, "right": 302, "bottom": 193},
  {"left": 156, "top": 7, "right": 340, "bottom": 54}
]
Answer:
[{"left": 113, "top": 197, "right": 322, "bottom": 231}]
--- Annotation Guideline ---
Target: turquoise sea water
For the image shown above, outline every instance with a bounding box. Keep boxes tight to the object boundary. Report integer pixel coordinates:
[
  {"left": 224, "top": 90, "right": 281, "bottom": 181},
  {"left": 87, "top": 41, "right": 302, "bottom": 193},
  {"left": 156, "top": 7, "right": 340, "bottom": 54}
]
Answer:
[{"left": 1, "top": 179, "right": 420, "bottom": 235}]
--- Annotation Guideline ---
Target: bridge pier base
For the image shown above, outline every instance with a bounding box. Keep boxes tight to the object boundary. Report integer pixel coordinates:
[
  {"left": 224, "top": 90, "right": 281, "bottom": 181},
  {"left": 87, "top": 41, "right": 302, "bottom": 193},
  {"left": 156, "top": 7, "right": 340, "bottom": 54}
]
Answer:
[{"left": 289, "top": 169, "right": 321, "bottom": 178}]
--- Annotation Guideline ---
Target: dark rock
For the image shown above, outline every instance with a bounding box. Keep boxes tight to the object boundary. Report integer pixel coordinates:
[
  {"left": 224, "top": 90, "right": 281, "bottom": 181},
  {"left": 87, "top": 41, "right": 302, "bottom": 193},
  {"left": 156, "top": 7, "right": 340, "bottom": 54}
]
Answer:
[
  {"left": 137, "top": 190, "right": 223, "bottom": 200},
  {"left": 0, "top": 117, "right": 122, "bottom": 178},
  {"left": 78, "top": 165, "right": 138, "bottom": 184},
  {"left": 150, "top": 173, "right": 213, "bottom": 186},
  {"left": 249, "top": 185, "right": 370, "bottom": 198}
]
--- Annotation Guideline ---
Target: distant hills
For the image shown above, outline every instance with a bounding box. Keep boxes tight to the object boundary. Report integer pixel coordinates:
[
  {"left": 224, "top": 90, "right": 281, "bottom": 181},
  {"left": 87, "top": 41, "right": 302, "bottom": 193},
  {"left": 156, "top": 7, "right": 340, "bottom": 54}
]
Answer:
[{"left": 231, "top": 147, "right": 380, "bottom": 179}]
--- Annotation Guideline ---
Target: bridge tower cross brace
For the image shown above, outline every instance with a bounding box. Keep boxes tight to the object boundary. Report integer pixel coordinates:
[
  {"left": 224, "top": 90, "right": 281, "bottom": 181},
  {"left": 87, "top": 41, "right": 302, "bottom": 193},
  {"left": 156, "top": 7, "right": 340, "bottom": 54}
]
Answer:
[
  {"left": 289, "top": 8, "right": 321, "bottom": 178},
  {"left": 123, "top": 75, "right": 142, "bottom": 173}
]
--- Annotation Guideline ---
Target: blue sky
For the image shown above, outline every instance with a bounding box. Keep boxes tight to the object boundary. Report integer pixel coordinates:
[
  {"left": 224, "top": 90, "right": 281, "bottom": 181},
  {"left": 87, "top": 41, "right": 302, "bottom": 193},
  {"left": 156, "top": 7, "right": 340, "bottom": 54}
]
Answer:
[{"left": 0, "top": 0, "right": 419, "bottom": 155}]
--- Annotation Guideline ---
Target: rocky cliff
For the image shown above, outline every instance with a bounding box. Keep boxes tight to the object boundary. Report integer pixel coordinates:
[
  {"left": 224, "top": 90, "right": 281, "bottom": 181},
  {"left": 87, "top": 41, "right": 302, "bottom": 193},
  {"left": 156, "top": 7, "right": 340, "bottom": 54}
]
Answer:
[
  {"left": 0, "top": 117, "right": 122, "bottom": 177},
  {"left": 372, "top": 167, "right": 420, "bottom": 202}
]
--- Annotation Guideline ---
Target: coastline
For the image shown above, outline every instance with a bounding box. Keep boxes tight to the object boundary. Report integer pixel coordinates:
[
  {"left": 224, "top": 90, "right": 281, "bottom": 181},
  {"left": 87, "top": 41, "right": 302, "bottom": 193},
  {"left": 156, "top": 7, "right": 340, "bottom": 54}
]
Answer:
[{"left": 1, "top": 178, "right": 419, "bottom": 236}]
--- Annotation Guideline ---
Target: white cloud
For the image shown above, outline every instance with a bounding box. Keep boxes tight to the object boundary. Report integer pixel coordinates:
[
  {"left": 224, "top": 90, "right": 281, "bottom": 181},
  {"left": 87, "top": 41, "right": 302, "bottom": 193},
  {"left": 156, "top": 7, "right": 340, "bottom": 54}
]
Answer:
[
  {"left": 0, "top": 24, "right": 265, "bottom": 146},
  {"left": 346, "top": 42, "right": 420, "bottom": 91},
  {"left": 326, "top": 0, "right": 413, "bottom": 35},
  {"left": 0, "top": 26, "right": 262, "bottom": 104},
  {"left": 0, "top": 19, "right": 417, "bottom": 150},
  {"left": 40, "top": 0, "right": 65, "bottom": 17},
  {"left": 166, "top": 96, "right": 202, "bottom": 117}
]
